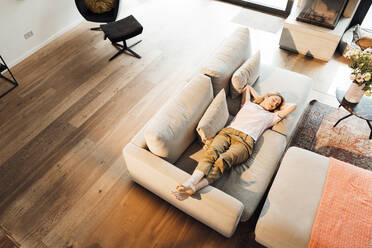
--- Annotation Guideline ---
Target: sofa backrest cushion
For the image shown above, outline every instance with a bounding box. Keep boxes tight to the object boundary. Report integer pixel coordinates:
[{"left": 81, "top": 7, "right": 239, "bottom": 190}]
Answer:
[
  {"left": 144, "top": 74, "right": 213, "bottom": 163},
  {"left": 202, "top": 26, "right": 251, "bottom": 97}
]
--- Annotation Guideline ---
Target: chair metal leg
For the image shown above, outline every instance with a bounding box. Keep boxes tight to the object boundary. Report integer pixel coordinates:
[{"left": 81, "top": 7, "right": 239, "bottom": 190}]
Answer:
[
  {"left": 0, "top": 74, "right": 18, "bottom": 99},
  {"left": 113, "top": 43, "right": 124, "bottom": 48},
  {"left": 333, "top": 113, "right": 353, "bottom": 128},
  {"left": 0, "top": 56, "right": 19, "bottom": 99},
  {"left": 0, "top": 83, "right": 17, "bottom": 99},
  {"left": 108, "top": 40, "right": 142, "bottom": 61},
  {"left": 128, "top": 40, "right": 142, "bottom": 48},
  {"left": 0, "top": 56, "right": 18, "bottom": 86},
  {"left": 0, "top": 74, "right": 16, "bottom": 85},
  {"left": 125, "top": 47, "right": 141, "bottom": 58},
  {"left": 109, "top": 49, "right": 125, "bottom": 61},
  {"left": 366, "top": 120, "right": 372, "bottom": 139}
]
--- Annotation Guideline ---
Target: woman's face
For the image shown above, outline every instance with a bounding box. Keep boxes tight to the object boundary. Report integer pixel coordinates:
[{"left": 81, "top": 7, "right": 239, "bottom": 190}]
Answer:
[{"left": 260, "top": 95, "right": 282, "bottom": 111}]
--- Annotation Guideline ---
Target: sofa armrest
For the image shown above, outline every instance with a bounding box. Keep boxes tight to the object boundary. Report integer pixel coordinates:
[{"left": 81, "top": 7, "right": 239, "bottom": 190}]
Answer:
[{"left": 123, "top": 143, "right": 244, "bottom": 237}]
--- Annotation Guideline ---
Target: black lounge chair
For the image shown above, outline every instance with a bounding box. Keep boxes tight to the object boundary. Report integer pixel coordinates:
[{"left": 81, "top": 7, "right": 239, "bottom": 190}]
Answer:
[{"left": 75, "top": 0, "right": 121, "bottom": 31}]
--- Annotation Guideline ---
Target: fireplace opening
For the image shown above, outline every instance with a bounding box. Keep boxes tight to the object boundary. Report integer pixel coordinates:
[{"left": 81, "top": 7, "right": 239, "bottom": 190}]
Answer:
[{"left": 296, "top": 0, "right": 349, "bottom": 29}]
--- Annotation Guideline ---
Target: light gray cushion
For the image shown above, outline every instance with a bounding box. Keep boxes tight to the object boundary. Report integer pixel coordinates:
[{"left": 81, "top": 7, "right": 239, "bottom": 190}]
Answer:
[
  {"left": 255, "top": 147, "right": 330, "bottom": 248},
  {"left": 202, "top": 26, "right": 252, "bottom": 96},
  {"left": 214, "top": 129, "right": 286, "bottom": 221},
  {"left": 253, "top": 64, "right": 312, "bottom": 138},
  {"left": 175, "top": 129, "right": 287, "bottom": 221},
  {"left": 230, "top": 51, "right": 261, "bottom": 99},
  {"left": 197, "top": 89, "right": 229, "bottom": 144},
  {"left": 144, "top": 74, "right": 213, "bottom": 163}
]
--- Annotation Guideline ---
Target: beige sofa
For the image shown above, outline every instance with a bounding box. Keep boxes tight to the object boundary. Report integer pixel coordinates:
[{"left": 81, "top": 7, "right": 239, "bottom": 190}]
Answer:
[
  {"left": 255, "top": 147, "right": 331, "bottom": 248},
  {"left": 123, "top": 26, "right": 313, "bottom": 237}
]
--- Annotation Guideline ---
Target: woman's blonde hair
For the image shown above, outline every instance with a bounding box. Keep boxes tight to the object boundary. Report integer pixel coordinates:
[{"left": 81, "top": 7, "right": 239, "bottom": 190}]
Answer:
[{"left": 253, "top": 93, "right": 284, "bottom": 112}]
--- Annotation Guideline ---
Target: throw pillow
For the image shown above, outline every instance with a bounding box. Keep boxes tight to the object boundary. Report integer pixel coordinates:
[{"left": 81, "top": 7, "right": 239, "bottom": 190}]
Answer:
[
  {"left": 85, "top": 0, "right": 116, "bottom": 14},
  {"left": 197, "top": 89, "right": 229, "bottom": 145},
  {"left": 201, "top": 27, "right": 252, "bottom": 97},
  {"left": 230, "top": 51, "right": 260, "bottom": 99}
]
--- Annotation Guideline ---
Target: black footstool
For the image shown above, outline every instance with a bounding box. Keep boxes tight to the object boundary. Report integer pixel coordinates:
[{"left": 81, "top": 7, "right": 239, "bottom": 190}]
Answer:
[{"left": 100, "top": 15, "right": 143, "bottom": 61}]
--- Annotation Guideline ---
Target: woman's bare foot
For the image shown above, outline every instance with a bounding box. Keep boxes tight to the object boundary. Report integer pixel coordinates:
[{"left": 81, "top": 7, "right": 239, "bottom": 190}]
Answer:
[
  {"left": 171, "top": 178, "right": 209, "bottom": 201},
  {"left": 174, "top": 170, "right": 203, "bottom": 195},
  {"left": 171, "top": 190, "right": 191, "bottom": 201},
  {"left": 171, "top": 184, "right": 195, "bottom": 201},
  {"left": 176, "top": 184, "right": 195, "bottom": 195}
]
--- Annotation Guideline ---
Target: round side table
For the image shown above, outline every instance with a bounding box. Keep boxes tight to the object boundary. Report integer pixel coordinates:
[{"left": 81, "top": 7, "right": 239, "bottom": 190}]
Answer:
[{"left": 334, "top": 88, "right": 372, "bottom": 139}]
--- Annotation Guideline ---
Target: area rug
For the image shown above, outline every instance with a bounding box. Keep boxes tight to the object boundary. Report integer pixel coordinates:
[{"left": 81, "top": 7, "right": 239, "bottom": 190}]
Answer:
[{"left": 289, "top": 100, "right": 372, "bottom": 171}]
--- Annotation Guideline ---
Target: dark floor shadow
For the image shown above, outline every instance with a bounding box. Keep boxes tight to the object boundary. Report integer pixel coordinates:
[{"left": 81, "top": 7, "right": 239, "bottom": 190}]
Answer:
[
  {"left": 316, "top": 145, "right": 372, "bottom": 170},
  {"left": 86, "top": 243, "right": 103, "bottom": 248}
]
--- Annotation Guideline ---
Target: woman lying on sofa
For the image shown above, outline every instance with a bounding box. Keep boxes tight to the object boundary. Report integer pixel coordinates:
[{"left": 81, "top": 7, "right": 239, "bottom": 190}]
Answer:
[{"left": 172, "top": 85, "right": 297, "bottom": 201}]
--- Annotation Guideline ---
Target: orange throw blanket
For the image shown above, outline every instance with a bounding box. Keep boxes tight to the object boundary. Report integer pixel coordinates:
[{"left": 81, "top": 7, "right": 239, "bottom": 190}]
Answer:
[{"left": 308, "top": 158, "right": 372, "bottom": 248}]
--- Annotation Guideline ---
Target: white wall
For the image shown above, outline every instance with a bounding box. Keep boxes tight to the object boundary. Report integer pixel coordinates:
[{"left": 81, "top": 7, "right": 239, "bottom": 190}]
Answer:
[
  {"left": 0, "top": 0, "right": 82, "bottom": 67},
  {"left": 362, "top": 6, "right": 372, "bottom": 30}
]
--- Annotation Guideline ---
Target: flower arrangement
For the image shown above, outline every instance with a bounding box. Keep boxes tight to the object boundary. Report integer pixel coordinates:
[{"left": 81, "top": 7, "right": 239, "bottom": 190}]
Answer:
[{"left": 344, "top": 47, "right": 372, "bottom": 96}]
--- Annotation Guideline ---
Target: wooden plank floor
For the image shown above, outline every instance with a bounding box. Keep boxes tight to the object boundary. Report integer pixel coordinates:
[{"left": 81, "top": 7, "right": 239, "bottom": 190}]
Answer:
[{"left": 0, "top": 0, "right": 351, "bottom": 247}]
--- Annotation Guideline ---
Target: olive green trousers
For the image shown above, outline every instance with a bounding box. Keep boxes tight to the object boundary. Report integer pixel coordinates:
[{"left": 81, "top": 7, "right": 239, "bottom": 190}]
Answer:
[{"left": 195, "top": 127, "right": 254, "bottom": 184}]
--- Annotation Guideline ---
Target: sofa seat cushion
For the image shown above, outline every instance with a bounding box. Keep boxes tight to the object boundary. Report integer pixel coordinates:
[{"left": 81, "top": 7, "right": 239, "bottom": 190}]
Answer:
[
  {"left": 255, "top": 147, "right": 330, "bottom": 248},
  {"left": 175, "top": 129, "right": 286, "bottom": 221},
  {"left": 253, "top": 64, "right": 312, "bottom": 138},
  {"left": 144, "top": 74, "right": 213, "bottom": 163},
  {"left": 202, "top": 26, "right": 252, "bottom": 96}
]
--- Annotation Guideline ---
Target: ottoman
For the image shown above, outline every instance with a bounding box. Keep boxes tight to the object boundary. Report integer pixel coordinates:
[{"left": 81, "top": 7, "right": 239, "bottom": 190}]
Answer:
[
  {"left": 254, "top": 147, "right": 330, "bottom": 248},
  {"left": 100, "top": 15, "right": 143, "bottom": 61}
]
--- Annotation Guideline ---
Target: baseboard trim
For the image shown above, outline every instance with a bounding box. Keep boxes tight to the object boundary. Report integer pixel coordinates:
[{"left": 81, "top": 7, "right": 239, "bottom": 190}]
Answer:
[{"left": 8, "top": 19, "right": 83, "bottom": 68}]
